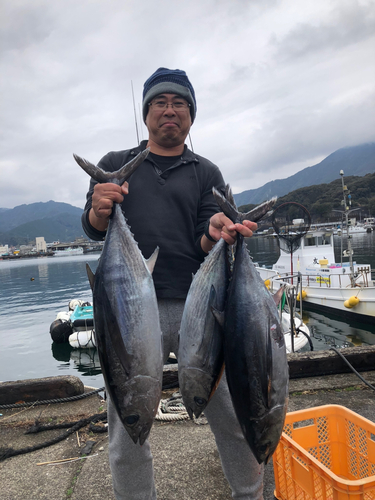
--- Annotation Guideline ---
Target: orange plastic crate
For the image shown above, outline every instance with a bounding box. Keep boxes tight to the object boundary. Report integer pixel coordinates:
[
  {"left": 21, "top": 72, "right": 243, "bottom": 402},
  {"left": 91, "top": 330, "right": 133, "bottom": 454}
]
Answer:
[{"left": 273, "top": 405, "right": 375, "bottom": 500}]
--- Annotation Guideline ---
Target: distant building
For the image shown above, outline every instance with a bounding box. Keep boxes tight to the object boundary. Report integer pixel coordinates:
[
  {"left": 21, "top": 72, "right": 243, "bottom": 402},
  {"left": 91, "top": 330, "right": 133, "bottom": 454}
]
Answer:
[
  {"left": 0, "top": 244, "right": 9, "bottom": 255},
  {"left": 36, "top": 237, "right": 47, "bottom": 252},
  {"left": 19, "top": 244, "right": 33, "bottom": 254}
]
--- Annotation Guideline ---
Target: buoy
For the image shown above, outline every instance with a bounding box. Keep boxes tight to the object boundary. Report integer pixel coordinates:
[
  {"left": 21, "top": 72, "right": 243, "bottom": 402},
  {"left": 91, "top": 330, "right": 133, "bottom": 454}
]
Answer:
[
  {"left": 264, "top": 279, "right": 270, "bottom": 289},
  {"left": 30, "top": 277, "right": 35, "bottom": 281},
  {"left": 344, "top": 299, "right": 352, "bottom": 309},
  {"left": 348, "top": 295, "right": 360, "bottom": 307},
  {"left": 297, "top": 290, "right": 307, "bottom": 301}
]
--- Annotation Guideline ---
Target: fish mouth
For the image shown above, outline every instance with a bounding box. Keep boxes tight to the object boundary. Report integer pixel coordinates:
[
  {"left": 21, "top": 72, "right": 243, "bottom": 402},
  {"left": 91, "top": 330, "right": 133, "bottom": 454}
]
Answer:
[
  {"left": 127, "top": 424, "right": 152, "bottom": 446},
  {"left": 186, "top": 406, "right": 195, "bottom": 420}
]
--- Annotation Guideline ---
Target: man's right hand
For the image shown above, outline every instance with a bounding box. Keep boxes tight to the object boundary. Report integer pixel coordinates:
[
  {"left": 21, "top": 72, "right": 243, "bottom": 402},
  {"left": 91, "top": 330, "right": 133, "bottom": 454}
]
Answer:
[{"left": 89, "top": 182, "right": 129, "bottom": 231}]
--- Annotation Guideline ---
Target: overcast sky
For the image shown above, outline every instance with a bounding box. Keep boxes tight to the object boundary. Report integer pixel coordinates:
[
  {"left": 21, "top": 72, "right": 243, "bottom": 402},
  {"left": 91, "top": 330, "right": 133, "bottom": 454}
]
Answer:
[{"left": 1, "top": 0, "right": 374, "bottom": 209}]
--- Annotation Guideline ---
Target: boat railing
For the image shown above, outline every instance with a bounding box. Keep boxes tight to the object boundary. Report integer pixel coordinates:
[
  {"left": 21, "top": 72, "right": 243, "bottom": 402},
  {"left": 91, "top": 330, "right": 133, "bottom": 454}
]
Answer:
[{"left": 274, "top": 269, "right": 372, "bottom": 289}]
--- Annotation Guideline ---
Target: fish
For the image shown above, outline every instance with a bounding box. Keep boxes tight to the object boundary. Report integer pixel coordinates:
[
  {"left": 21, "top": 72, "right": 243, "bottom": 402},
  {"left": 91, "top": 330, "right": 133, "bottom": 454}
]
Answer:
[
  {"left": 212, "top": 188, "right": 288, "bottom": 464},
  {"left": 177, "top": 186, "right": 232, "bottom": 420},
  {"left": 74, "top": 149, "right": 163, "bottom": 445},
  {"left": 178, "top": 186, "right": 277, "bottom": 420}
]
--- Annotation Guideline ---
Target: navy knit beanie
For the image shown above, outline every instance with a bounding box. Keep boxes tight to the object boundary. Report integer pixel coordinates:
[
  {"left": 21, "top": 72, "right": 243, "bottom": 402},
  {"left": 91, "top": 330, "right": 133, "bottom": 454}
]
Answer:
[{"left": 142, "top": 68, "right": 196, "bottom": 123}]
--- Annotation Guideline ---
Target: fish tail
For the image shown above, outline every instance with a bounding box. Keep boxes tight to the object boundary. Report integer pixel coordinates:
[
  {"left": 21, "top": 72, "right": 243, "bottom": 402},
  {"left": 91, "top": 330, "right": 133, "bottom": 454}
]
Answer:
[
  {"left": 212, "top": 187, "right": 277, "bottom": 224},
  {"left": 73, "top": 148, "right": 150, "bottom": 185}
]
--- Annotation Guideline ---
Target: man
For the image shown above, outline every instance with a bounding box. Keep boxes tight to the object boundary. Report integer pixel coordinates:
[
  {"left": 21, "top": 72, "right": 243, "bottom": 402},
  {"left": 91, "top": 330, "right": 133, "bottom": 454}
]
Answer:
[{"left": 82, "top": 67, "right": 264, "bottom": 499}]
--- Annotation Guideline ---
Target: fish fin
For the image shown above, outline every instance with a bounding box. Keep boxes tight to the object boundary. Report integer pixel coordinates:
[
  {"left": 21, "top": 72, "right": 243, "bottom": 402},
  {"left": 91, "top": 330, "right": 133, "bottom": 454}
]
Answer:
[
  {"left": 225, "top": 184, "right": 237, "bottom": 209},
  {"left": 208, "top": 362, "right": 225, "bottom": 401},
  {"left": 114, "top": 148, "right": 150, "bottom": 184},
  {"left": 73, "top": 148, "right": 150, "bottom": 185},
  {"left": 146, "top": 247, "right": 159, "bottom": 274},
  {"left": 210, "top": 285, "right": 225, "bottom": 327},
  {"left": 73, "top": 155, "right": 113, "bottom": 183},
  {"left": 212, "top": 187, "right": 238, "bottom": 223},
  {"left": 211, "top": 307, "right": 225, "bottom": 328},
  {"left": 86, "top": 263, "right": 95, "bottom": 290},
  {"left": 205, "top": 285, "right": 221, "bottom": 328},
  {"left": 240, "top": 197, "right": 277, "bottom": 223},
  {"left": 272, "top": 285, "right": 285, "bottom": 306}
]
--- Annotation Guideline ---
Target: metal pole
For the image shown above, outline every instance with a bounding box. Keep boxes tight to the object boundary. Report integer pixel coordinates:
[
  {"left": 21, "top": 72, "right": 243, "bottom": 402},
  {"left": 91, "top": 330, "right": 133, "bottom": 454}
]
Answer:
[{"left": 340, "top": 170, "right": 355, "bottom": 286}]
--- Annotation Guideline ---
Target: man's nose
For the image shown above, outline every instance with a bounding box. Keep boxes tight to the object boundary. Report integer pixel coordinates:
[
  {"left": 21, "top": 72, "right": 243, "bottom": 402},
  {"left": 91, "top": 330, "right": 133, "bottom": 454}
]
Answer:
[{"left": 163, "top": 104, "right": 177, "bottom": 114}]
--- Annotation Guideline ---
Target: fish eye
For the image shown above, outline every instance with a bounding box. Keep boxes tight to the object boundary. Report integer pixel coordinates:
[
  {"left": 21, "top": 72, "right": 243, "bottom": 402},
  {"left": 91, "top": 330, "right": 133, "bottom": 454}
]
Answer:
[
  {"left": 259, "top": 443, "right": 270, "bottom": 453},
  {"left": 124, "top": 415, "right": 140, "bottom": 426},
  {"left": 194, "top": 397, "right": 207, "bottom": 407}
]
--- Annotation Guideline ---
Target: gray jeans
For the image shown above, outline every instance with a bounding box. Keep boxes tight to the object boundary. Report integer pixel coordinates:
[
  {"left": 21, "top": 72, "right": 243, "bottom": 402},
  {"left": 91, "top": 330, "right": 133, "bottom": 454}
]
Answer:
[{"left": 107, "top": 298, "right": 264, "bottom": 500}]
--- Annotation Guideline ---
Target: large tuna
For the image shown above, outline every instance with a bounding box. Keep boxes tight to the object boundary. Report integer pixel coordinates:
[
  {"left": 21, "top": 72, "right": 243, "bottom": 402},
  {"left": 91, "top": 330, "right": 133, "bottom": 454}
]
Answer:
[
  {"left": 74, "top": 150, "right": 163, "bottom": 445},
  {"left": 178, "top": 186, "right": 277, "bottom": 420},
  {"left": 212, "top": 188, "right": 288, "bottom": 464}
]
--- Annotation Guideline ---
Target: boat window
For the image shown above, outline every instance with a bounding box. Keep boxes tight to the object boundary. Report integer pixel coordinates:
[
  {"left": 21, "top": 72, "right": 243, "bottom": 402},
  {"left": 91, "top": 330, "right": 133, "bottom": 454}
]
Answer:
[
  {"left": 317, "top": 234, "right": 331, "bottom": 246},
  {"left": 305, "top": 236, "right": 316, "bottom": 246}
]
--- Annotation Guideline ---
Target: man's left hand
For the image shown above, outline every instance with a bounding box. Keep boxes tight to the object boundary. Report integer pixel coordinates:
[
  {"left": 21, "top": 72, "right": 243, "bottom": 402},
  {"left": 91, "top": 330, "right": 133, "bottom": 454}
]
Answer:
[{"left": 204, "top": 212, "right": 257, "bottom": 249}]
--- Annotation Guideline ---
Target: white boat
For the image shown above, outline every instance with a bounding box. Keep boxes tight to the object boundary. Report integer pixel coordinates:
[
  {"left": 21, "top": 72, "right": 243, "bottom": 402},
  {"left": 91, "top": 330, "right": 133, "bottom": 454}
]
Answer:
[
  {"left": 257, "top": 229, "right": 375, "bottom": 323},
  {"left": 50, "top": 299, "right": 95, "bottom": 348},
  {"left": 281, "top": 311, "right": 310, "bottom": 353},
  {"left": 53, "top": 246, "right": 84, "bottom": 257}
]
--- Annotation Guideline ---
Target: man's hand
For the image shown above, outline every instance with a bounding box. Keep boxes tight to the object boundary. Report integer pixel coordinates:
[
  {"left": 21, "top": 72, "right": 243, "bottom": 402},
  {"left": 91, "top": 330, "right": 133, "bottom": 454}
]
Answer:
[
  {"left": 89, "top": 182, "right": 129, "bottom": 231},
  {"left": 201, "top": 212, "right": 258, "bottom": 253}
]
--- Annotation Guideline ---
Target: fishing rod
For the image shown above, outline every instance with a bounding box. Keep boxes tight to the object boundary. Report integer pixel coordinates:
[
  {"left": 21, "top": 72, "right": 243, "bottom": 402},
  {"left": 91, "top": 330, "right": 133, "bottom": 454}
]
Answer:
[
  {"left": 188, "top": 133, "right": 194, "bottom": 153},
  {"left": 131, "top": 80, "right": 140, "bottom": 145}
]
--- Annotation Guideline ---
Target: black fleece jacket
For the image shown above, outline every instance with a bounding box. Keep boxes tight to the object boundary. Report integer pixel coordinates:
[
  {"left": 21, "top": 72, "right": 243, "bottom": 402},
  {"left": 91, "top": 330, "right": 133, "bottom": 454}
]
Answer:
[{"left": 81, "top": 141, "right": 226, "bottom": 299}]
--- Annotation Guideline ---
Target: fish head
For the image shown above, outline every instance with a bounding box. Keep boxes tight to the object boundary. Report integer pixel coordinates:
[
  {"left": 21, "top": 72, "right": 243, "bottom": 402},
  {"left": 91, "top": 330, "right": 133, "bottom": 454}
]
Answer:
[
  {"left": 179, "top": 368, "right": 217, "bottom": 419},
  {"left": 242, "top": 403, "right": 288, "bottom": 464},
  {"left": 114, "top": 375, "right": 162, "bottom": 445}
]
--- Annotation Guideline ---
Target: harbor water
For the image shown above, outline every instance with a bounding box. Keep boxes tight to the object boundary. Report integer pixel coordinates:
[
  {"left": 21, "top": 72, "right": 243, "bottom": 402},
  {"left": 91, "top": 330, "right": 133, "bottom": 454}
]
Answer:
[{"left": 0, "top": 232, "right": 374, "bottom": 388}]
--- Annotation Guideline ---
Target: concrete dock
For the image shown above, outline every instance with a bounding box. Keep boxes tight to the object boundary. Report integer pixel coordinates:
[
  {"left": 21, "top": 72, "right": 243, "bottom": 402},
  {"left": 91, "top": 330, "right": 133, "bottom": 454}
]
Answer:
[{"left": 1, "top": 371, "right": 375, "bottom": 500}]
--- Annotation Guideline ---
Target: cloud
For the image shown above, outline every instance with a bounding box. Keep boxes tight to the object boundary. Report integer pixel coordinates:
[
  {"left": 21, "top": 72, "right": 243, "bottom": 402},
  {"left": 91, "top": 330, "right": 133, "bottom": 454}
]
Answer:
[{"left": 0, "top": 0, "right": 374, "bottom": 209}]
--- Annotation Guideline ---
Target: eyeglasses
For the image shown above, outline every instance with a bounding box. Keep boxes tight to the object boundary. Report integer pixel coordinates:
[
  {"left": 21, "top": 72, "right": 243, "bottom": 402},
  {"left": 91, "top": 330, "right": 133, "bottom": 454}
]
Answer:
[{"left": 148, "top": 99, "right": 190, "bottom": 111}]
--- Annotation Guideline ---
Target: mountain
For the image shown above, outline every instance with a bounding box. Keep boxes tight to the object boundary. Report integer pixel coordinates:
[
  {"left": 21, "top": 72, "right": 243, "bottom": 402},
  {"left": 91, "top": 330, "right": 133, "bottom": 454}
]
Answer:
[
  {"left": 0, "top": 201, "right": 84, "bottom": 247},
  {"left": 234, "top": 143, "right": 375, "bottom": 206},
  {"left": 0, "top": 201, "right": 82, "bottom": 232}
]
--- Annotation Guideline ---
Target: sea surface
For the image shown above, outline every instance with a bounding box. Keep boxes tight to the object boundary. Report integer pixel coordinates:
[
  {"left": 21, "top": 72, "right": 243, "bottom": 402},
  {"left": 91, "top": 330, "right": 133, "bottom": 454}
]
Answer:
[{"left": 0, "top": 232, "right": 374, "bottom": 388}]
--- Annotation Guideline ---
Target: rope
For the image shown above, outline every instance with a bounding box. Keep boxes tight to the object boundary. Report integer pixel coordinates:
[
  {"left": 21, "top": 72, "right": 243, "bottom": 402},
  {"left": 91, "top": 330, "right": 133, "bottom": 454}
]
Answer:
[
  {"left": 155, "top": 393, "right": 208, "bottom": 424},
  {"left": 155, "top": 394, "right": 189, "bottom": 421},
  {"left": 0, "top": 413, "right": 107, "bottom": 461},
  {"left": 0, "top": 387, "right": 105, "bottom": 410},
  {"left": 296, "top": 327, "right": 314, "bottom": 351},
  {"left": 330, "top": 347, "right": 375, "bottom": 391}
]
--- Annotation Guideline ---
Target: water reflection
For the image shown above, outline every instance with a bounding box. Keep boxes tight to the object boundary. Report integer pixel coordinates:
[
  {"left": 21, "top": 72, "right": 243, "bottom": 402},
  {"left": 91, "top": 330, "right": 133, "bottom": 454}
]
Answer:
[{"left": 51, "top": 343, "right": 102, "bottom": 377}]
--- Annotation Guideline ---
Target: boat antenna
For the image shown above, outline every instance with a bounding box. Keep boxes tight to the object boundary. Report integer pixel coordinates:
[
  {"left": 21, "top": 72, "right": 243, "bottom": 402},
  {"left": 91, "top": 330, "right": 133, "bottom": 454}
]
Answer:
[{"left": 131, "top": 80, "right": 140, "bottom": 145}]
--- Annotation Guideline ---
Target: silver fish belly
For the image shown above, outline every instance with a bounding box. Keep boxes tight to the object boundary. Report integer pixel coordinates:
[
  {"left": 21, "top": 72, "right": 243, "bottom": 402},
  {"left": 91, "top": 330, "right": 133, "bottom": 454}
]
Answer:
[
  {"left": 75, "top": 150, "right": 163, "bottom": 445},
  {"left": 178, "top": 237, "right": 228, "bottom": 419}
]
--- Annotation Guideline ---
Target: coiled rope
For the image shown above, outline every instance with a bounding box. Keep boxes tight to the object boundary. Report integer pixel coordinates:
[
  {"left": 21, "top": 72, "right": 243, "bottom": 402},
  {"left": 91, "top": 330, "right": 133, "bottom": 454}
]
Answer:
[
  {"left": 155, "top": 393, "right": 208, "bottom": 424},
  {"left": 156, "top": 394, "right": 189, "bottom": 421}
]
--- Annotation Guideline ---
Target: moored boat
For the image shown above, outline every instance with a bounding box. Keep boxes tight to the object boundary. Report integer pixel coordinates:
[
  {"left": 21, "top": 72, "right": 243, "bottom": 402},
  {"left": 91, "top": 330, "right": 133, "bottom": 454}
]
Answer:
[
  {"left": 257, "top": 229, "right": 375, "bottom": 323},
  {"left": 52, "top": 247, "right": 84, "bottom": 257},
  {"left": 50, "top": 300, "right": 95, "bottom": 348}
]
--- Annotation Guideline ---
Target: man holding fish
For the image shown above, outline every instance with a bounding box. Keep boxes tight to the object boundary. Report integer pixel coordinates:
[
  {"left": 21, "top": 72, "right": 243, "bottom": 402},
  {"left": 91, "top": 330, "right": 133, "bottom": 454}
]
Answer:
[{"left": 82, "top": 68, "right": 264, "bottom": 499}]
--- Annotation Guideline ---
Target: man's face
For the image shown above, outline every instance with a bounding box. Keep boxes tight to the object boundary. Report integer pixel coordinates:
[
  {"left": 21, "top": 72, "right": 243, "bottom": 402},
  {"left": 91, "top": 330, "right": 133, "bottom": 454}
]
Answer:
[{"left": 145, "top": 93, "right": 192, "bottom": 148}]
